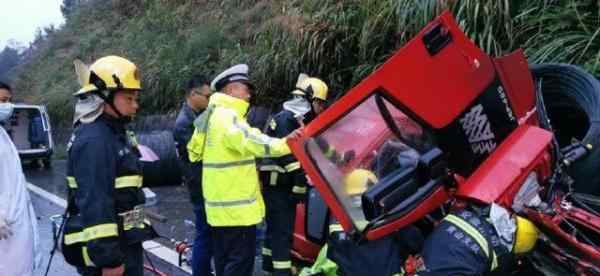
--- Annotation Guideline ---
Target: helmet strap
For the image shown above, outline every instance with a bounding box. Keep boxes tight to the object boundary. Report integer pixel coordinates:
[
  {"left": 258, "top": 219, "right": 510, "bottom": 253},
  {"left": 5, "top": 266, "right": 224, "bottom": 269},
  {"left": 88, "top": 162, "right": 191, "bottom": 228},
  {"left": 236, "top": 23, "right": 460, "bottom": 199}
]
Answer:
[
  {"left": 304, "top": 109, "right": 316, "bottom": 123},
  {"left": 295, "top": 86, "right": 314, "bottom": 99},
  {"left": 105, "top": 91, "right": 123, "bottom": 117},
  {"left": 112, "top": 74, "right": 124, "bottom": 90},
  {"left": 92, "top": 89, "right": 131, "bottom": 123},
  {"left": 88, "top": 71, "right": 132, "bottom": 123}
]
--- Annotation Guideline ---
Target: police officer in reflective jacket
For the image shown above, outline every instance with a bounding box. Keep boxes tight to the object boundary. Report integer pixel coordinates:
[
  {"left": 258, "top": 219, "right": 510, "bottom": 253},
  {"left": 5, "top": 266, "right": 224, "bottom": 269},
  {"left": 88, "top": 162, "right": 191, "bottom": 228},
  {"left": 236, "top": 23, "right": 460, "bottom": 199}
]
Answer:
[
  {"left": 260, "top": 74, "right": 328, "bottom": 275},
  {"left": 187, "top": 64, "right": 303, "bottom": 276},
  {"left": 63, "top": 56, "right": 156, "bottom": 276}
]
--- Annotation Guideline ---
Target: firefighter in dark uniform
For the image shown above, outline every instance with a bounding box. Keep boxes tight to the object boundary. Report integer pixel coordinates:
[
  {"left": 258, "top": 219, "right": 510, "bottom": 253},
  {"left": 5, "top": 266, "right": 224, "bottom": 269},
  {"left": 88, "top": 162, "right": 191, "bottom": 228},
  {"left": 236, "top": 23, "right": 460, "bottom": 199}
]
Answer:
[
  {"left": 62, "top": 56, "right": 157, "bottom": 276},
  {"left": 418, "top": 207, "right": 539, "bottom": 275},
  {"left": 325, "top": 169, "right": 411, "bottom": 276},
  {"left": 260, "top": 75, "right": 329, "bottom": 275},
  {"left": 301, "top": 141, "right": 426, "bottom": 276}
]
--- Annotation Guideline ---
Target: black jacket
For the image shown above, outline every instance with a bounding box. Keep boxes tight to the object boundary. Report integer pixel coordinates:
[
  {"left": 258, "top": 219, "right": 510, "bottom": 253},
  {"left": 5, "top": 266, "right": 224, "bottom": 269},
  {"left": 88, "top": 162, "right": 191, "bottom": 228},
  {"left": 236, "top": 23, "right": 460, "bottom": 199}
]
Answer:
[
  {"left": 65, "top": 114, "right": 156, "bottom": 268},
  {"left": 174, "top": 102, "right": 203, "bottom": 203},
  {"left": 327, "top": 219, "right": 406, "bottom": 276},
  {"left": 421, "top": 209, "right": 511, "bottom": 275},
  {"left": 174, "top": 102, "right": 200, "bottom": 162},
  {"left": 259, "top": 109, "right": 306, "bottom": 195}
]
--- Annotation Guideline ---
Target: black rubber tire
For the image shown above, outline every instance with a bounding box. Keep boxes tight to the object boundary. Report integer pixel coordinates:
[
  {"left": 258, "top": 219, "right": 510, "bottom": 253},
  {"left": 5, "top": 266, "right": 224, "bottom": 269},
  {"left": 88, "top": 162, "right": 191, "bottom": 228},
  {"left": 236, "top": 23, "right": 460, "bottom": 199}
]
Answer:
[
  {"left": 29, "top": 159, "right": 41, "bottom": 169},
  {"left": 530, "top": 64, "right": 600, "bottom": 196},
  {"left": 137, "top": 130, "right": 182, "bottom": 187}
]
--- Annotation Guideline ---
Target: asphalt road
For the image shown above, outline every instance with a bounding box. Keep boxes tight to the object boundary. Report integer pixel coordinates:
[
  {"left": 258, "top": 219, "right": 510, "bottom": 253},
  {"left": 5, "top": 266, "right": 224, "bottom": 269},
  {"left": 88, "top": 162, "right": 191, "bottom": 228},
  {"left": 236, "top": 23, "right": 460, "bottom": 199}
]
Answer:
[
  {"left": 31, "top": 192, "right": 78, "bottom": 276},
  {"left": 30, "top": 190, "right": 197, "bottom": 276},
  {"left": 24, "top": 160, "right": 197, "bottom": 251},
  {"left": 24, "top": 159, "right": 267, "bottom": 276}
]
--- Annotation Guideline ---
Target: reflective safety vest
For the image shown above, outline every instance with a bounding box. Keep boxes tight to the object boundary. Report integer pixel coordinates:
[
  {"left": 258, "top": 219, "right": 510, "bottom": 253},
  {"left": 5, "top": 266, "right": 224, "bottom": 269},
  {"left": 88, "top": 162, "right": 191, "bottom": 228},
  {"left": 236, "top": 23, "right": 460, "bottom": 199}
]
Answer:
[
  {"left": 188, "top": 93, "right": 292, "bottom": 226},
  {"left": 299, "top": 244, "right": 338, "bottom": 276},
  {"left": 62, "top": 115, "right": 156, "bottom": 268}
]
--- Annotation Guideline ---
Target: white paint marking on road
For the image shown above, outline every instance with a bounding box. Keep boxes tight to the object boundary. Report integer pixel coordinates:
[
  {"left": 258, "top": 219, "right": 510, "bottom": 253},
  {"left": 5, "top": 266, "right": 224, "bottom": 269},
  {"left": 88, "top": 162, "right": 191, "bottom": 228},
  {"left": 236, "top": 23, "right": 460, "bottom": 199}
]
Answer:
[
  {"left": 27, "top": 183, "right": 67, "bottom": 207},
  {"left": 26, "top": 182, "right": 192, "bottom": 275},
  {"left": 142, "top": 242, "right": 163, "bottom": 251}
]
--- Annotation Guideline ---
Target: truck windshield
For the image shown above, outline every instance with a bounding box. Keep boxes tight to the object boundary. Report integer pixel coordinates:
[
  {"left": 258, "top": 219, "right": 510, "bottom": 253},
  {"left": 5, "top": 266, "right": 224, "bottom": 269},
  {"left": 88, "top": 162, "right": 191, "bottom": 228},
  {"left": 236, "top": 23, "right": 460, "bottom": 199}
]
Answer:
[{"left": 305, "top": 92, "right": 435, "bottom": 231}]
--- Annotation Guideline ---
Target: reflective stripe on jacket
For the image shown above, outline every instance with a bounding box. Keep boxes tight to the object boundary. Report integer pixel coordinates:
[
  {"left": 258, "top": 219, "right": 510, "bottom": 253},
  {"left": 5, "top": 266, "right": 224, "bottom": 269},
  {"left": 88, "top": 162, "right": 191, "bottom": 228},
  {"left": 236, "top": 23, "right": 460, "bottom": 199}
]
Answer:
[
  {"left": 421, "top": 209, "right": 509, "bottom": 275},
  {"left": 187, "top": 93, "right": 291, "bottom": 226},
  {"left": 65, "top": 115, "right": 156, "bottom": 268},
  {"left": 259, "top": 109, "right": 306, "bottom": 195}
]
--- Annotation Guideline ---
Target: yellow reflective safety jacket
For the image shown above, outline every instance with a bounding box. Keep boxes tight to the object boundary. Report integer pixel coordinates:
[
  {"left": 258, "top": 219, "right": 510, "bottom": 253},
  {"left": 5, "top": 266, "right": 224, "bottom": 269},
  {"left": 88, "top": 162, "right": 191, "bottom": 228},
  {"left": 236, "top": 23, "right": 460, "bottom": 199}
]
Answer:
[{"left": 188, "top": 93, "right": 292, "bottom": 226}]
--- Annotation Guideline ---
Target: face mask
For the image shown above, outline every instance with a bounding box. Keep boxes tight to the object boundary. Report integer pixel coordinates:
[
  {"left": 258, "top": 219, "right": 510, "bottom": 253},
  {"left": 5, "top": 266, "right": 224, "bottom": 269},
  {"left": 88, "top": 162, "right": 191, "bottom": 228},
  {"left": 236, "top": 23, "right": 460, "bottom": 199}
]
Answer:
[
  {"left": 0, "top": 102, "right": 14, "bottom": 122},
  {"left": 283, "top": 96, "right": 311, "bottom": 118}
]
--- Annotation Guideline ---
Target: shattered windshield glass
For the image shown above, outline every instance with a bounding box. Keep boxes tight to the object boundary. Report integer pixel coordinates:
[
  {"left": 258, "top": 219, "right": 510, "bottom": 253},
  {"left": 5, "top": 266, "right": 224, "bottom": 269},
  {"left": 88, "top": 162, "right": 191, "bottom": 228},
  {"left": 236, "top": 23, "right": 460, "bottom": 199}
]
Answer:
[{"left": 305, "top": 92, "right": 435, "bottom": 231}]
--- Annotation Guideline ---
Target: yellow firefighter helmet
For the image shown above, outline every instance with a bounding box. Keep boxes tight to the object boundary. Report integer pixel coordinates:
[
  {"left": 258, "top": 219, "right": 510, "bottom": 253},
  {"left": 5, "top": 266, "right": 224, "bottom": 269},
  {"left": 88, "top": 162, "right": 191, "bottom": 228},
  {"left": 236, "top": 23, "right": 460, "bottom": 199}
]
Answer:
[
  {"left": 513, "top": 216, "right": 539, "bottom": 254},
  {"left": 344, "top": 169, "right": 378, "bottom": 196},
  {"left": 75, "top": 55, "right": 141, "bottom": 95},
  {"left": 292, "top": 77, "right": 328, "bottom": 101}
]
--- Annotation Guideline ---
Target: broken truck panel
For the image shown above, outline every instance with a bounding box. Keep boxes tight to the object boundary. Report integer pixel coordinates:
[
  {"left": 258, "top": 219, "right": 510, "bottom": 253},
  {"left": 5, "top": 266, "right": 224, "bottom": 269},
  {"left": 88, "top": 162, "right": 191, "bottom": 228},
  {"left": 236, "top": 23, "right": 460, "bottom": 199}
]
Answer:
[
  {"left": 288, "top": 11, "right": 540, "bottom": 240},
  {"left": 455, "top": 124, "right": 553, "bottom": 205}
]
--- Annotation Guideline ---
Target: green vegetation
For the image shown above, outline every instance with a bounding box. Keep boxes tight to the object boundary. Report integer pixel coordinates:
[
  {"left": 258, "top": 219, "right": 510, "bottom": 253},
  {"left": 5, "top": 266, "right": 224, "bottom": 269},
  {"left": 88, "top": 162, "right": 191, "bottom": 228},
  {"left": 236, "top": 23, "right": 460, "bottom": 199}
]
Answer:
[
  {"left": 10, "top": 0, "right": 600, "bottom": 128},
  {"left": 0, "top": 46, "right": 22, "bottom": 82}
]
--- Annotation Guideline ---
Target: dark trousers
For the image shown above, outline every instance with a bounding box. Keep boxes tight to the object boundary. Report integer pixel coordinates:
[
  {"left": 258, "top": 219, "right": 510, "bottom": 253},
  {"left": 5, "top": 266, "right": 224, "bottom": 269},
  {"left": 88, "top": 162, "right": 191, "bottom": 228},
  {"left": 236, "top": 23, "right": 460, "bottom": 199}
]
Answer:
[
  {"left": 212, "top": 225, "right": 256, "bottom": 276},
  {"left": 262, "top": 187, "right": 296, "bottom": 276},
  {"left": 193, "top": 202, "right": 213, "bottom": 276},
  {"left": 327, "top": 233, "right": 403, "bottom": 276},
  {"left": 77, "top": 242, "right": 144, "bottom": 276}
]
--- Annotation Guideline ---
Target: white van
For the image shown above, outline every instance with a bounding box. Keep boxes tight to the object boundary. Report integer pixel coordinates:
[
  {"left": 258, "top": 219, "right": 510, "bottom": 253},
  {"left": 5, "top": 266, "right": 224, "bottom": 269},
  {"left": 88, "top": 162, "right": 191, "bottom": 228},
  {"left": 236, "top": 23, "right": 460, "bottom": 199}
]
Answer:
[{"left": 4, "top": 104, "right": 54, "bottom": 167}]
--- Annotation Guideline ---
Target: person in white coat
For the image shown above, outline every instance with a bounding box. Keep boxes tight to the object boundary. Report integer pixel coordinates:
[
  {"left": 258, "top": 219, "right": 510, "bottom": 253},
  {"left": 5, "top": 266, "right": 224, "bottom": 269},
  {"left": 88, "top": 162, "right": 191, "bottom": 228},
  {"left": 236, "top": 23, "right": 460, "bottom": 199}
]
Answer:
[{"left": 0, "top": 101, "right": 41, "bottom": 276}]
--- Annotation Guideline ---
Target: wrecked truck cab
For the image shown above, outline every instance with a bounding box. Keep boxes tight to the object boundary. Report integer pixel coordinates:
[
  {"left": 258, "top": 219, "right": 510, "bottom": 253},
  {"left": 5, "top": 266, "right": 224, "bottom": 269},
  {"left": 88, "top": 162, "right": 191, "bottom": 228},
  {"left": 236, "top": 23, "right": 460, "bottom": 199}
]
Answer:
[
  {"left": 289, "top": 11, "right": 542, "bottom": 241},
  {"left": 303, "top": 92, "right": 440, "bottom": 233}
]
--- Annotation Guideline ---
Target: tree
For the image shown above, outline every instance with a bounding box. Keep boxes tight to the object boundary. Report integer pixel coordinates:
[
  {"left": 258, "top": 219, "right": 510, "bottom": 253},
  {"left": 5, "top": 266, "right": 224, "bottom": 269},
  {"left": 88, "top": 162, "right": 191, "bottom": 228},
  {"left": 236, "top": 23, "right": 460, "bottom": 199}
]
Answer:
[
  {"left": 61, "top": 0, "right": 80, "bottom": 18},
  {"left": 0, "top": 46, "right": 22, "bottom": 82}
]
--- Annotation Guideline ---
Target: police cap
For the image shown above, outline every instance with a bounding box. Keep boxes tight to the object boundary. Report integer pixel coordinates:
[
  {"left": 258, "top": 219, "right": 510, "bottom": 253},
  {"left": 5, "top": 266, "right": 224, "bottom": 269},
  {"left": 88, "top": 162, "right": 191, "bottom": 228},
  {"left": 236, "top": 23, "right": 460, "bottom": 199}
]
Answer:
[{"left": 211, "top": 64, "right": 255, "bottom": 92}]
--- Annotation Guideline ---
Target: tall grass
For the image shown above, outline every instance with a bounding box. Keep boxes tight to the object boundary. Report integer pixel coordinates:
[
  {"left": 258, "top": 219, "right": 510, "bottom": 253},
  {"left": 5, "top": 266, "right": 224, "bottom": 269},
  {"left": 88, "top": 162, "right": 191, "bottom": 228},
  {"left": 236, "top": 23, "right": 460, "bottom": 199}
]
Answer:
[
  {"left": 517, "top": 0, "right": 600, "bottom": 74},
  {"left": 11, "top": 0, "right": 600, "bottom": 127},
  {"left": 247, "top": 0, "right": 528, "bottom": 101}
]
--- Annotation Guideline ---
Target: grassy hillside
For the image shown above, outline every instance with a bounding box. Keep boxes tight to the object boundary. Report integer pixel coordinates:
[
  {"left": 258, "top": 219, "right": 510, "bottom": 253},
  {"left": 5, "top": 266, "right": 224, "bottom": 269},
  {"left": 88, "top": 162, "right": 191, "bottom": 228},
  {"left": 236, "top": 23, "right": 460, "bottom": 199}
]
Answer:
[{"left": 11, "top": 0, "right": 600, "bottom": 128}]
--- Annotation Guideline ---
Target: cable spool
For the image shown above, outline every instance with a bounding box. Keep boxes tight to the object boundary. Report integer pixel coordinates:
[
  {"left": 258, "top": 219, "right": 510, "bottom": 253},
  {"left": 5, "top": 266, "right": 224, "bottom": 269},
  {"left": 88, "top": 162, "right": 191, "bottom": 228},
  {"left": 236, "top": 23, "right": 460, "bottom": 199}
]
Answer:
[
  {"left": 137, "top": 130, "right": 182, "bottom": 187},
  {"left": 530, "top": 64, "right": 600, "bottom": 196},
  {"left": 130, "top": 113, "right": 182, "bottom": 187}
]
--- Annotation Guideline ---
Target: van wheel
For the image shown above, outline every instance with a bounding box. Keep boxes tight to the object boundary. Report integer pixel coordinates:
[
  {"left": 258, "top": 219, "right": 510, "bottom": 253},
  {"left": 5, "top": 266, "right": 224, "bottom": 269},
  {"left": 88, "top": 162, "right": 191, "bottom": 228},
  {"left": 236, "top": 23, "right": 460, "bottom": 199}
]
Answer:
[
  {"left": 29, "top": 160, "right": 41, "bottom": 169},
  {"left": 42, "top": 158, "right": 52, "bottom": 169}
]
